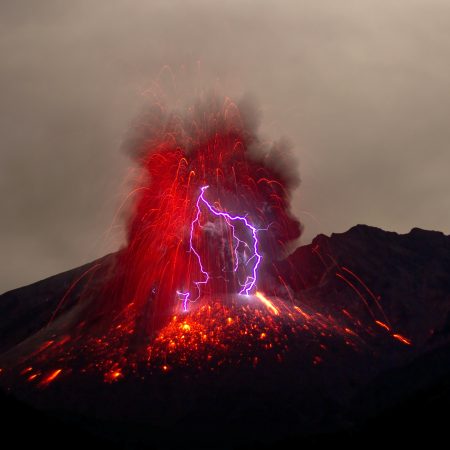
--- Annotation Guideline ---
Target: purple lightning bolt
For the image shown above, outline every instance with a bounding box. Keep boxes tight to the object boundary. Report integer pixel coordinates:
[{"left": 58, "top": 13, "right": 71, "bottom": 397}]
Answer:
[{"left": 178, "top": 185, "right": 263, "bottom": 311}]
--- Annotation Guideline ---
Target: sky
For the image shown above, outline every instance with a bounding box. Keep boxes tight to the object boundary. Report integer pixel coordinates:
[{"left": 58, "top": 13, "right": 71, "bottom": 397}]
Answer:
[{"left": 1, "top": 0, "right": 450, "bottom": 293}]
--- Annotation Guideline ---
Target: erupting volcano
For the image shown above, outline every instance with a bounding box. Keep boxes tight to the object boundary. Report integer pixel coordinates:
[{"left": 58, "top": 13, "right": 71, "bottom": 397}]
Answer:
[
  {"left": 2, "top": 94, "right": 310, "bottom": 379},
  {"left": 95, "top": 95, "right": 301, "bottom": 335},
  {"left": 1, "top": 94, "right": 449, "bottom": 449},
  {"left": 0, "top": 94, "right": 413, "bottom": 382}
]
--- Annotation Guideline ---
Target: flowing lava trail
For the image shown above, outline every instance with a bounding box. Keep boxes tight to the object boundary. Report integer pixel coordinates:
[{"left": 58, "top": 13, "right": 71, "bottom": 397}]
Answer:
[{"left": 0, "top": 94, "right": 411, "bottom": 389}]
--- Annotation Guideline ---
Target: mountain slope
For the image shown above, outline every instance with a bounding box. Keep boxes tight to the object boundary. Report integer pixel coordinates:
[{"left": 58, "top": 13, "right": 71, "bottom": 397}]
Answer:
[{"left": 1, "top": 225, "right": 449, "bottom": 449}]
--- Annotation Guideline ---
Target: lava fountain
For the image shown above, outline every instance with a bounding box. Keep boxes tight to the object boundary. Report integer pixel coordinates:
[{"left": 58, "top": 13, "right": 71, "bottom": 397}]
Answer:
[{"left": 93, "top": 94, "right": 301, "bottom": 336}]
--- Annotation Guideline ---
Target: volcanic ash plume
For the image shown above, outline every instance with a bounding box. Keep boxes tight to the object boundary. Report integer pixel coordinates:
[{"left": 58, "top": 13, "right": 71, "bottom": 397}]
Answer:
[{"left": 96, "top": 94, "right": 302, "bottom": 334}]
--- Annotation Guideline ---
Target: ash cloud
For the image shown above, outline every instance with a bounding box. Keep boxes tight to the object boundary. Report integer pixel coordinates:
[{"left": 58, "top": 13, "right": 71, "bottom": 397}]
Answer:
[{"left": 123, "top": 93, "right": 301, "bottom": 191}]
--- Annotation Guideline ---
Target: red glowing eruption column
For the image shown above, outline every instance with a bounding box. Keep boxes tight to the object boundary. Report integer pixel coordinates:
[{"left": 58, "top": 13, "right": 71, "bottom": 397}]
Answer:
[{"left": 96, "top": 96, "right": 301, "bottom": 334}]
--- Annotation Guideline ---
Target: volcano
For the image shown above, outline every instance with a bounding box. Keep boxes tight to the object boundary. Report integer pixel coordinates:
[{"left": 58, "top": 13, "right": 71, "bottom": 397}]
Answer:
[
  {"left": 1, "top": 224, "right": 450, "bottom": 449},
  {"left": 1, "top": 93, "right": 449, "bottom": 448}
]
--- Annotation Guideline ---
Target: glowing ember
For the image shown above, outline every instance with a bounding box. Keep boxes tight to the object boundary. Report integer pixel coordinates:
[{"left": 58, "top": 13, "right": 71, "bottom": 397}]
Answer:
[
  {"left": 255, "top": 291, "right": 279, "bottom": 315},
  {"left": 4, "top": 295, "right": 368, "bottom": 384},
  {"left": 39, "top": 369, "right": 62, "bottom": 387},
  {"left": 393, "top": 334, "right": 412, "bottom": 345}
]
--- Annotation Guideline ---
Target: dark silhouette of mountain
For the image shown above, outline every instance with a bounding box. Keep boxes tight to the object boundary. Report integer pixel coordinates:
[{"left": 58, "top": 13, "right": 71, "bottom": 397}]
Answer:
[
  {"left": 278, "top": 224, "right": 450, "bottom": 346},
  {"left": 1, "top": 225, "right": 449, "bottom": 449}
]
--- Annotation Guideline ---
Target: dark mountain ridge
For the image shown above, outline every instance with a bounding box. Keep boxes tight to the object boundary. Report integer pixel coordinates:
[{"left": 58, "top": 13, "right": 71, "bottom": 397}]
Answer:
[{"left": 1, "top": 224, "right": 450, "bottom": 449}]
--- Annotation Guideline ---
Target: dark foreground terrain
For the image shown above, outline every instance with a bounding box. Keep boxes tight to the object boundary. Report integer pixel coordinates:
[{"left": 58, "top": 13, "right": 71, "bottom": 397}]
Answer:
[{"left": 1, "top": 225, "right": 450, "bottom": 449}]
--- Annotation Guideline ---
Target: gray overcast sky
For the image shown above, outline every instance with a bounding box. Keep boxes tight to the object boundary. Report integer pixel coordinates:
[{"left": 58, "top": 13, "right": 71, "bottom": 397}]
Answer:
[{"left": 1, "top": 0, "right": 450, "bottom": 293}]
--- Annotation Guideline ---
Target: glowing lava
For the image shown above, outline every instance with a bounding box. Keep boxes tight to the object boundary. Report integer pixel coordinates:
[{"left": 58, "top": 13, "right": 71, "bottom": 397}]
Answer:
[{"left": 255, "top": 291, "right": 279, "bottom": 316}]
